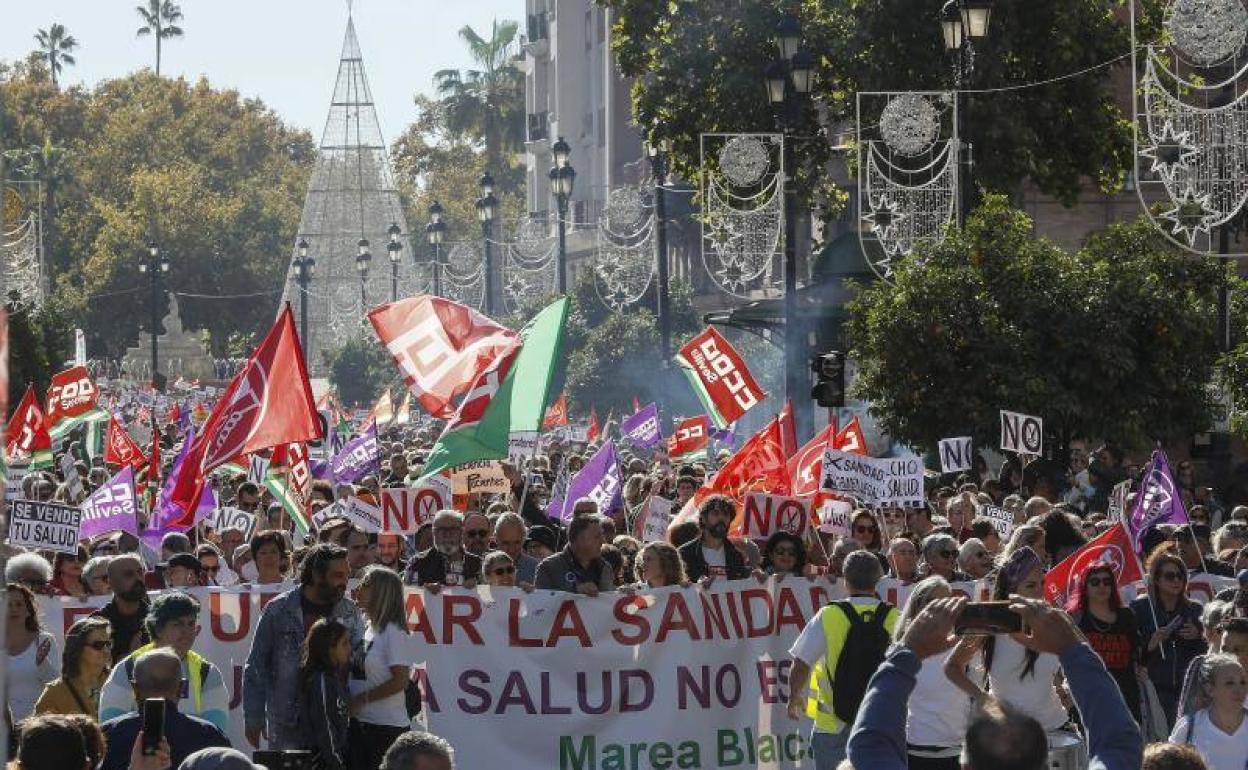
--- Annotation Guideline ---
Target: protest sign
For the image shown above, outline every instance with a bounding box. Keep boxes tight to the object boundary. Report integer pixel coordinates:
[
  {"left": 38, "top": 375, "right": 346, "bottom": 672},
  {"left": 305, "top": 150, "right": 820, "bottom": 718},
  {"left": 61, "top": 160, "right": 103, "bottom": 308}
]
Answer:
[
  {"left": 818, "top": 449, "right": 924, "bottom": 508},
  {"left": 60, "top": 452, "right": 85, "bottom": 501},
  {"left": 8, "top": 499, "right": 82, "bottom": 554},
  {"left": 508, "top": 431, "right": 539, "bottom": 465},
  {"left": 816, "top": 499, "right": 854, "bottom": 536},
  {"left": 569, "top": 425, "right": 589, "bottom": 443},
  {"left": 341, "top": 495, "right": 383, "bottom": 533},
  {"left": 212, "top": 506, "right": 258, "bottom": 541},
  {"left": 380, "top": 479, "right": 452, "bottom": 533},
  {"left": 1108, "top": 480, "right": 1132, "bottom": 524},
  {"left": 450, "top": 460, "right": 510, "bottom": 495},
  {"left": 80, "top": 466, "right": 138, "bottom": 539},
  {"left": 938, "top": 436, "right": 973, "bottom": 474},
  {"left": 1000, "top": 410, "right": 1043, "bottom": 455},
  {"left": 741, "top": 493, "right": 811, "bottom": 540},
  {"left": 976, "top": 504, "right": 1015, "bottom": 538},
  {"left": 38, "top": 581, "right": 837, "bottom": 766},
  {"left": 6, "top": 464, "right": 29, "bottom": 501},
  {"left": 247, "top": 454, "right": 270, "bottom": 485},
  {"left": 634, "top": 495, "right": 673, "bottom": 543}
]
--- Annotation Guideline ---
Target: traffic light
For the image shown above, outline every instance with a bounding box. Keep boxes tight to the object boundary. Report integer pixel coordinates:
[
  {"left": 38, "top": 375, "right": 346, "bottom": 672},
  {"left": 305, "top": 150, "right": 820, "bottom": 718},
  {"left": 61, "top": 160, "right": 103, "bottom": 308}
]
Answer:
[{"left": 810, "top": 351, "right": 845, "bottom": 408}]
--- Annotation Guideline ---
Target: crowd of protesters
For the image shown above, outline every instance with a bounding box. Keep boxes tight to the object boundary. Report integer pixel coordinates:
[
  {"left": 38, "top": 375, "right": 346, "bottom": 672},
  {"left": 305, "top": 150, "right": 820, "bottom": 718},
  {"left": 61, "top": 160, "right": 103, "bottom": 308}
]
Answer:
[{"left": 8, "top": 415, "right": 1248, "bottom": 770}]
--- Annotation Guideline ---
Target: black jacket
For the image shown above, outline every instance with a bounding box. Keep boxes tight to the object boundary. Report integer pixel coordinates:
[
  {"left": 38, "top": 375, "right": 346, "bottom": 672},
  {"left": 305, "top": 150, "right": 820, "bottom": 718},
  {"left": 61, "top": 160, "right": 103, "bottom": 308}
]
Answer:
[
  {"left": 403, "top": 548, "right": 482, "bottom": 586},
  {"left": 300, "top": 672, "right": 350, "bottom": 770},
  {"left": 678, "top": 538, "right": 750, "bottom": 581},
  {"left": 100, "top": 702, "right": 228, "bottom": 770}
]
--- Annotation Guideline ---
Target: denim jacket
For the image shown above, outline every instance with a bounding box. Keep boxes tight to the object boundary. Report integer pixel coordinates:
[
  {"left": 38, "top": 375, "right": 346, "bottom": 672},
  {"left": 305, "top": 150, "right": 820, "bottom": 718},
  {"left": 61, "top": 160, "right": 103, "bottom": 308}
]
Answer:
[{"left": 242, "top": 587, "right": 364, "bottom": 742}]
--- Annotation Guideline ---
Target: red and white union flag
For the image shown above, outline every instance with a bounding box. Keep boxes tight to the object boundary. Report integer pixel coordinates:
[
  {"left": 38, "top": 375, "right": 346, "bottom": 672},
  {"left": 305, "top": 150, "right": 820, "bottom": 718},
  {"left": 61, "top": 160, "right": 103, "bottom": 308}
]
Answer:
[{"left": 369, "top": 295, "right": 518, "bottom": 419}]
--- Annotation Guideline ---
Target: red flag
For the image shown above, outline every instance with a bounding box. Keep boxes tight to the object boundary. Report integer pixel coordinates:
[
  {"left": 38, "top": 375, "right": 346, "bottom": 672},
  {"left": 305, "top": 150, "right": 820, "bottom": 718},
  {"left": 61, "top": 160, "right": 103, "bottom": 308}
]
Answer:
[
  {"left": 587, "top": 406, "right": 601, "bottom": 443},
  {"left": 835, "top": 416, "right": 868, "bottom": 455},
  {"left": 778, "top": 400, "right": 797, "bottom": 459},
  {"left": 675, "top": 327, "right": 766, "bottom": 428},
  {"left": 714, "top": 417, "right": 792, "bottom": 536},
  {"left": 5, "top": 384, "right": 52, "bottom": 466},
  {"left": 44, "top": 366, "right": 106, "bottom": 437},
  {"left": 104, "top": 415, "right": 146, "bottom": 470},
  {"left": 668, "top": 415, "right": 710, "bottom": 458},
  {"left": 368, "top": 295, "right": 518, "bottom": 419},
  {"left": 141, "top": 422, "right": 161, "bottom": 514},
  {"left": 542, "top": 392, "right": 569, "bottom": 430},
  {"left": 1044, "top": 523, "right": 1142, "bottom": 611},
  {"left": 789, "top": 423, "right": 837, "bottom": 497},
  {"left": 167, "top": 306, "right": 320, "bottom": 526},
  {"left": 632, "top": 397, "right": 641, "bottom": 413},
  {"left": 166, "top": 403, "right": 182, "bottom": 425}
]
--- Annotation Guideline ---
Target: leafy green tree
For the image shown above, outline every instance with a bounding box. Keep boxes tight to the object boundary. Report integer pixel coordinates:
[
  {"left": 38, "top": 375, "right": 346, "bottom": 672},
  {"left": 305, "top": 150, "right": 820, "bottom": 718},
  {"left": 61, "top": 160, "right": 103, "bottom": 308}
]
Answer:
[
  {"left": 433, "top": 20, "right": 525, "bottom": 177},
  {"left": 33, "top": 24, "right": 77, "bottom": 88},
  {"left": 600, "top": 0, "right": 1157, "bottom": 225},
  {"left": 135, "top": 0, "right": 184, "bottom": 76},
  {"left": 324, "top": 336, "right": 393, "bottom": 408},
  {"left": 846, "top": 195, "right": 1223, "bottom": 457},
  {"left": 7, "top": 299, "right": 73, "bottom": 407}
]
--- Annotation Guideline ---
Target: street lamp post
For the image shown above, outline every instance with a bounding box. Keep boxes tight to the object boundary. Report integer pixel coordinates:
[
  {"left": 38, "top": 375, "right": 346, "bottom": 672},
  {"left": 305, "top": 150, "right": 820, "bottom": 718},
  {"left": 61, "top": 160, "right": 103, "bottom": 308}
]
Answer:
[
  {"left": 292, "top": 237, "right": 315, "bottom": 356},
  {"left": 766, "top": 15, "right": 815, "bottom": 440},
  {"left": 646, "top": 136, "right": 673, "bottom": 362},
  {"left": 387, "top": 223, "right": 402, "bottom": 302},
  {"left": 138, "top": 242, "right": 170, "bottom": 390},
  {"left": 425, "top": 201, "right": 447, "bottom": 297},
  {"left": 941, "top": 0, "right": 993, "bottom": 225},
  {"left": 548, "top": 137, "right": 576, "bottom": 294},
  {"left": 356, "top": 237, "right": 372, "bottom": 306},
  {"left": 476, "top": 174, "right": 500, "bottom": 315}
]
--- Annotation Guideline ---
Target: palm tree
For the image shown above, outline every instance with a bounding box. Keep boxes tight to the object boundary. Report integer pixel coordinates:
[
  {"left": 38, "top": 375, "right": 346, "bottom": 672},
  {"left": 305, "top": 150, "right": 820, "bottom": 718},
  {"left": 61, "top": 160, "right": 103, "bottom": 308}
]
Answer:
[
  {"left": 34, "top": 24, "right": 78, "bottom": 88},
  {"left": 135, "top": 0, "right": 184, "bottom": 76},
  {"left": 433, "top": 19, "right": 525, "bottom": 176}
]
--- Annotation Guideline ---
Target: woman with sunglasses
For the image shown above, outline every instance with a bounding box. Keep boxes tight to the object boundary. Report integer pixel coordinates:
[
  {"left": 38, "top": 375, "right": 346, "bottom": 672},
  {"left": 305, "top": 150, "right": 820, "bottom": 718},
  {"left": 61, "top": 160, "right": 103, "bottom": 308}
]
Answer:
[
  {"left": 1131, "top": 549, "right": 1208, "bottom": 731},
  {"left": 49, "top": 547, "right": 90, "bottom": 599},
  {"left": 761, "top": 531, "right": 807, "bottom": 579},
  {"left": 35, "top": 616, "right": 113, "bottom": 717},
  {"left": 1069, "top": 565, "right": 1142, "bottom": 724},
  {"left": 6, "top": 582, "right": 60, "bottom": 721},
  {"left": 918, "top": 533, "right": 967, "bottom": 582}
]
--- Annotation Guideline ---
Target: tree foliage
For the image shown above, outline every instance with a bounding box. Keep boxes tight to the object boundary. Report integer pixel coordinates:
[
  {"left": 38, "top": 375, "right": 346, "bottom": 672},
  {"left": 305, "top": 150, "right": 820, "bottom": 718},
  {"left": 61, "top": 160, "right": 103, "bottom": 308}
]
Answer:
[
  {"left": 135, "top": 0, "right": 184, "bottom": 76},
  {"left": 33, "top": 24, "right": 77, "bottom": 88},
  {"left": 600, "top": 0, "right": 1159, "bottom": 223},
  {"left": 845, "top": 196, "right": 1223, "bottom": 456},
  {"left": 0, "top": 60, "right": 314, "bottom": 357},
  {"left": 7, "top": 299, "right": 73, "bottom": 407},
  {"left": 324, "top": 336, "right": 393, "bottom": 408}
]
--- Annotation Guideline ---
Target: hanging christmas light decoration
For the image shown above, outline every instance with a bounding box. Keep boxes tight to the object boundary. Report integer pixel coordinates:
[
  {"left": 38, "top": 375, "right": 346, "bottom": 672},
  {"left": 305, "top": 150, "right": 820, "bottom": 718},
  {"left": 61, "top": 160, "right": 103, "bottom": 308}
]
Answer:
[
  {"left": 857, "top": 91, "right": 959, "bottom": 280},
  {"left": 499, "top": 216, "right": 558, "bottom": 315},
  {"left": 2, "top": 182, "right": 45, "bottom": 311},
  {"left": 594, "top": 184, "right": 655, "bottom": 311},
  {"left": 700, "top": 133, "right": 784, "bottom": 297},
  {"left": 1131, "top": 0, "right": 1248, "bottom": 255}
]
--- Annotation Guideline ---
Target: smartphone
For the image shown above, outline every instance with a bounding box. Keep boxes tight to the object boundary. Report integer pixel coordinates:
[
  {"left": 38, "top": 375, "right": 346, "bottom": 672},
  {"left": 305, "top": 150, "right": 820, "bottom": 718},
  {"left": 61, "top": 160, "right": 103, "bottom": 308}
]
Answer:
[
  {"left": 954, "top": 601, "right": 1024, "bottom": 635},
  {"left": 141, "top": 698, "right": 165, "bottom": 756}
]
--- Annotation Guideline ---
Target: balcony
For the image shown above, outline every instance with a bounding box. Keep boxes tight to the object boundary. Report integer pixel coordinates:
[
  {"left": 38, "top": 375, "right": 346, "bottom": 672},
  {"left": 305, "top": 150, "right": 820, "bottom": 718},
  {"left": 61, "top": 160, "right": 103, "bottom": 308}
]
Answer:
[
  {"left": 524, "top": 12, "right": 549, "bottom": 56},
  {"left": 527, "top": 112, "right": 549, "bottom": 144}
]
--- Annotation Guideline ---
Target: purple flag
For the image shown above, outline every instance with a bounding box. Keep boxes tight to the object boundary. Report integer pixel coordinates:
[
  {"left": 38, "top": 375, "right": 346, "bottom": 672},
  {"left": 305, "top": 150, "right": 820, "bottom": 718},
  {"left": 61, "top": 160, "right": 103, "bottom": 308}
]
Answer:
[
  {"left": 620, "top": 403, "right": 662, "bottom": 449},
  {"left": 1127, "top": 448, "right": 1188, "bottom": 552},
  {"left": 149, "top": 428, "right": 196, "bottom": 533},
  {"left": 330, "top": 421, "right": 380, "bottom": 484},
  {"left": 80, "top": 466, "right": 139, "bottom": 539},
  {"left": 548, "top": 441, "right": 623, "bottom": 522}
]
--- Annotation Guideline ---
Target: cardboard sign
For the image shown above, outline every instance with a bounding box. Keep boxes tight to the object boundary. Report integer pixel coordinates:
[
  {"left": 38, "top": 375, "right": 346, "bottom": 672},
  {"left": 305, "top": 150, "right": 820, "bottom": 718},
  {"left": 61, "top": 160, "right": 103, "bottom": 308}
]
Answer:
[
  {"left": 817, "top": 499, "right": 854, "bottom": 536},
  {"left": 1108, "top": 480, "right": 1132, "bottom": 525},
  {"left": 819, "top": 449, "right": 924, "bottom": 508},
  {"left": 6, "top": 464, "right": 30, "bottom": 501},
  {"left": 247, "top": 454, "right": 270, "bottom": 486},
  {"left": 8, "top": 499, "right": 82, "bottom": 554},
  {"left": 938, "top": 436, "right": 973, "bottom": 474},
  {"left": 569, "top": 425, "right": 589, "bottom": 443},
  {"left": 450, "top": 460, "right": 510, "bottom": 495},
  {"left": 60, "top": 452, "right": 85, "bottom": 502},
  {"left": 212, "top": 506, "right": 258, "bottom": 541},
  {"left": 380, "top": 479, "right": 452, "bottom": 534},
  {"left": 741, "top": 493, "right": 811, "bottom": 539},
  {"left": 341, "top": 495, "right": 383, "bottom": 533},
  {"left": 976, "top": 503, "right": 1015, "bottom": 538},
  {"left": 1000, "top": 410, "right": 1043, "bottom": 455},
  {"left": 635, "top": 495, "right": 674, "bottom": 543},
  {"left": 508, "top": 431, "right": 539, "bottom": 466}
]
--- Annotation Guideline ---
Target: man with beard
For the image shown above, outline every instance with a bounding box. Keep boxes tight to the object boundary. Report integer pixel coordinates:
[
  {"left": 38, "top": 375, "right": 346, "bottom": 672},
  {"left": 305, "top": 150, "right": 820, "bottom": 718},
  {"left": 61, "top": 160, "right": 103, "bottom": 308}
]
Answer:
[
  {"left": 243, "top": 543, "right": 363, "bottom": 751},
  {"left": 376, "top": 533, "right": 408, "bottom": 573},
  {"left": 403, "top": 510, "right": 482, "bottom": 589},
  {"left": 678, "top": 494, "right": 751, "bottom": 581},
  {"left": 92, "top": 554, "right": 151, "bottom": 665}
]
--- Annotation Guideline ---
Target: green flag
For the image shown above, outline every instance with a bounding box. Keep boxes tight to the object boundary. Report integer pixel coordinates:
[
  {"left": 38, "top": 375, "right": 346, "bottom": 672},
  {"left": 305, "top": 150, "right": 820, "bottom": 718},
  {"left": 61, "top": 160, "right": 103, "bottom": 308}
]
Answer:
[{"left": 421, "top": 298, "right": 569, "bottom": 478}]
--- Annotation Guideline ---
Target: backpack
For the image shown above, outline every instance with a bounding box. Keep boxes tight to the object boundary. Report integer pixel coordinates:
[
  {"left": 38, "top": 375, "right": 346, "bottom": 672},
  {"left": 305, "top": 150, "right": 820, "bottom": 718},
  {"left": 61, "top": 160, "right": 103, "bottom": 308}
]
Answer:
[{"left": 831, "top": 600, "right": 892, "bottom": 724}]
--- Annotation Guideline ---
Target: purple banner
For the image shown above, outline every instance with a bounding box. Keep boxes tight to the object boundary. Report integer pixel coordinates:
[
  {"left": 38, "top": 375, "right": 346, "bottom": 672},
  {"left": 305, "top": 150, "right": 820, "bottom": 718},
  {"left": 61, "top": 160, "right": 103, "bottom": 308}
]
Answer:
[
  {"left": 330, "top": 421, "right": 380, "bottom": 484},
  {"left": 150, "top": 427, "right": 196, "bottom": 533},
  {"left": 548, "top": 441, "right": 623, "bottom": 522},
  {"left": 620, "top": 403, "right": 662, "bottom": 449},
  {"left": 1127, "top": 448, "right": 1188, "bottom": 552},
  {"left": 79, "top": 466, "right": 139, "bottom": 539}
]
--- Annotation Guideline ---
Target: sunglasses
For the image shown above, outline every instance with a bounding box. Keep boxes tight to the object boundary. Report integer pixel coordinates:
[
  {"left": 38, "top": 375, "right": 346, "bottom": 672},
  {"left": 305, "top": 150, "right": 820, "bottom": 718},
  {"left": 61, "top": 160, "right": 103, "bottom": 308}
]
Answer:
[
  {"left": 1158, "top": 571, "right": 1185, "bottom": 582},
  {"left": 490, "top": 566, "right": 516, "bottom": 576},
  {"left": 86, "top": 640, "right": 114, "bottom": 651},
  {"left": 1085, "top": 576, "right": 1111, "bottom": 588}
]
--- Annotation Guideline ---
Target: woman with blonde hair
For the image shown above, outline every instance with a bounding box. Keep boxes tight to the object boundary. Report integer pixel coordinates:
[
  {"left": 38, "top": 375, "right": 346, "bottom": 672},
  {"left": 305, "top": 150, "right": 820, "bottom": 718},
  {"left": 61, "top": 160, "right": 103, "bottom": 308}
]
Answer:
[
  {"left": 35, "top": 616, "right": 113, "bottom": 717},
  {"left": 1001, "top": 524, "right": 1048, "bottom": 565},
  {"left": 349, "top": 565, "right": 413, "bottom": 770},
  {"left": 633, "top": 541, "right": 688, "bottom": 588},
  {"left": 1170, "top": 653, "right": 1248, "bottom": 769}
]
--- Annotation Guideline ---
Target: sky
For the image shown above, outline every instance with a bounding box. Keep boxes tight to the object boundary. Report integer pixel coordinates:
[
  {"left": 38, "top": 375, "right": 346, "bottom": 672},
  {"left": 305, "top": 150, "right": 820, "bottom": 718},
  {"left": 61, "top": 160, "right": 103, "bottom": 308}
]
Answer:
[{"left": 1, "top": 0, "right": 523, "bottom": 140}]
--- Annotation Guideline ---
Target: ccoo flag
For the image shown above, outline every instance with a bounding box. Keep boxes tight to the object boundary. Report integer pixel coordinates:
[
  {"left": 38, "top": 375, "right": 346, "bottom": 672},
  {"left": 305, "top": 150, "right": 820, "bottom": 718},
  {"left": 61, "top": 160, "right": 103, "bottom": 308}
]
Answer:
[
  {"left": 675, "top": 327, "right": 765, "bottom": 429},
  {"left": 6, "top": 384, "right": 53, "bottom": 468},
  {"left": 1126, "top": 447, "right": 1188, "bottom": 554},
  {"left": 421, "top": 298, "right": 569, "bottom": 479}
]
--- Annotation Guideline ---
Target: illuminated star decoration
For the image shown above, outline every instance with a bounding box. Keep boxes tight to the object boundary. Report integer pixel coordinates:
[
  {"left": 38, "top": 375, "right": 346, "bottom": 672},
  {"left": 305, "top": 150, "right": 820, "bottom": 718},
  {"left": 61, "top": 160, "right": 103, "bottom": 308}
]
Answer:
[
  {"left": 1160, "top": 187, "right": 1217, "bottom": 244},
  {"left": 1140, "top": 121, "right": 1199, "bottom": 181},
  {"left": 714, "top": 253, "right": 748, "bottom": 293},
  {"left": 707, "top": 217, "right": 741, "bottom": 254},
  {"left": 862, "top": 195, "right": 908, "bottom": 254},
  {"left": 504, "top": 274, "right": 529, "bottom": 300}
]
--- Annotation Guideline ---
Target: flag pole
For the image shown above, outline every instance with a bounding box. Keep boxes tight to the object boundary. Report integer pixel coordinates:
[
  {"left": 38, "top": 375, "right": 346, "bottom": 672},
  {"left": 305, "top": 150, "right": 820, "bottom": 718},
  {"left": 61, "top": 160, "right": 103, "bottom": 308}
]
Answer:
[{"left": 1121, "top": 477, "right": 1166, "bottom": 661}]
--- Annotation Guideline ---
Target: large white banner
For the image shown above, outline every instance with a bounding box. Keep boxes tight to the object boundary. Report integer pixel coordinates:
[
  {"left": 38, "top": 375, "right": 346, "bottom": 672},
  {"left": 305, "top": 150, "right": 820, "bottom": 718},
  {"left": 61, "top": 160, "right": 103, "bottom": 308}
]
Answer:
[{"left": 38, "top": 580, "right": 852, "bottom": 768}]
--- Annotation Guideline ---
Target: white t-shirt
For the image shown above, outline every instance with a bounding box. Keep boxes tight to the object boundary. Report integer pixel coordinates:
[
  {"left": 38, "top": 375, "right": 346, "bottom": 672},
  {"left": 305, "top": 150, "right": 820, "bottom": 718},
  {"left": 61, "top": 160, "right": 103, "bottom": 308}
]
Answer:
[
  {"left": 702, "top": 546, "right": 727, "bottom": 577},
  {"left": 907, "top": 654, "right": 972, "bottom": 749},
  {"left": 1172, "top": 709, "right": 1248, "bottom": 770},
  {"left": 987, "top": 635, "right": 1067, "bottom": 731},
  {"left": 8, "top": 632, "right": 58, "bottom": 721},
  {"left": 350, "top": 624, "right": 411, "bottom": 728}
]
